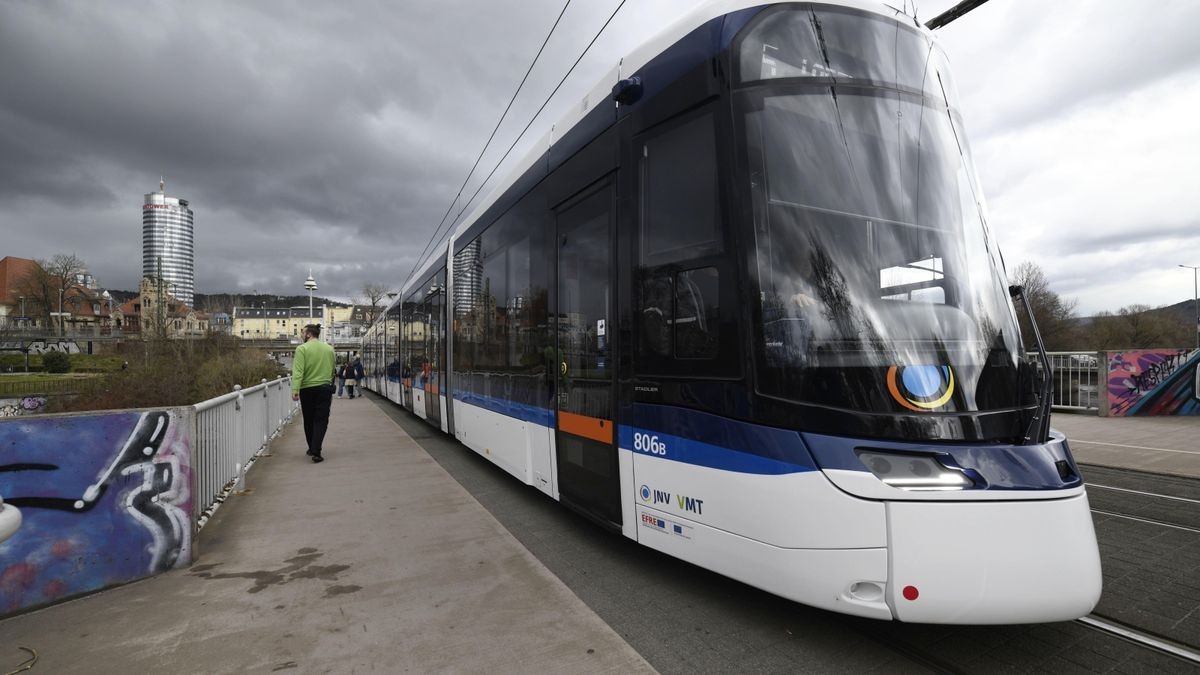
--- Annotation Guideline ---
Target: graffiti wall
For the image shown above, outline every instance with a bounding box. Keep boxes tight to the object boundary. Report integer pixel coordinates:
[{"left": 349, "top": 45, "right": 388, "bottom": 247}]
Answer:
[
  {"left": 1107, "top": 349, "right": 1200, "bottom": 416},
  {"left": 0, "top": 340, "right": 81, "bottom": 354},
  {"left": 0, "top": 396, "right": 47, "bottom": 417},
  {"left": 0, "top": 408, "right": 194, "bottom": 615}
]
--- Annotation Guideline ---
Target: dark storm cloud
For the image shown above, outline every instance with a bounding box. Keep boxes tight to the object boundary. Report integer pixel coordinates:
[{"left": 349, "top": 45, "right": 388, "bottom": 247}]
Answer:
[
  {"left": 5, "top": 0, "right": 1197, "bottom": 314},
  {"left": 0, "top": 0, "right": 567, "bottom": 298}
]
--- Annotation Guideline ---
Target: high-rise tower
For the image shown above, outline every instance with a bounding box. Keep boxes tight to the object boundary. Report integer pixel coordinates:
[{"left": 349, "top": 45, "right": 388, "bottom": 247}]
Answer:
[{"left": 142, "top": 177, "right": 195, "bottom": 306}]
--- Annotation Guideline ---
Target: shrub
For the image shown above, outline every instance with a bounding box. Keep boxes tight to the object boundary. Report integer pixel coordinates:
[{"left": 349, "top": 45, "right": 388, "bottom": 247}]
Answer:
[
  {"left": 194, "top": 350, "right": 286, "bottom": 401},
  {"left": 49, "top": 337, "right": 289, "bottom": 413},
  {"left": 42, "top": 351, "right": 72, "bottom": 373}
]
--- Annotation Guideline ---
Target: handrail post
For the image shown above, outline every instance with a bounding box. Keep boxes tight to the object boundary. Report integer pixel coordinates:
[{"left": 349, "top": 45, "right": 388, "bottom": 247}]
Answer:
[
  {"left": 261, "top": 378, "right": 270, "bottom": 447},
  {"left": 233, "top": 384, "right": 247, "bottom": 492}
]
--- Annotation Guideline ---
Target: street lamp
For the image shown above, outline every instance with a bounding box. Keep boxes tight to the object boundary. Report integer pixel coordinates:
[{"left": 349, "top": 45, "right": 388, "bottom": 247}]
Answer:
[
  {"left": 1181, "top": 264, "right": 1199, "bottom": 349},
  {"left": 18, "top": 296, "right": 25, "bottom": 329},
  {"left": 304, "top": 270, "right": 318, "bottom": 327}
]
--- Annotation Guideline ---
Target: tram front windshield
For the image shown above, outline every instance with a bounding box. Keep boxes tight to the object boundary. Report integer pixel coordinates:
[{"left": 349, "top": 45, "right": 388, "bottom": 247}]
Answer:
[{"left": 736, "top": 6, "right": 1028, "bottom": 415}]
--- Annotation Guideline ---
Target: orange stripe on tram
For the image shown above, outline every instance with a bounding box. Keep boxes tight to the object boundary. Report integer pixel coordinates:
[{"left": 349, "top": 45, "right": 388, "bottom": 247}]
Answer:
[{"left": 557, "top": 411, "right": 613, "bottom": 444}]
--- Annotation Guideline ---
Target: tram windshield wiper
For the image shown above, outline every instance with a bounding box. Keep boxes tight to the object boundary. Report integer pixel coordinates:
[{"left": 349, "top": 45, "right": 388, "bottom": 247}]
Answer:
[{"left": 1010, "top": 284, "right": 1053, "bottom": 444}]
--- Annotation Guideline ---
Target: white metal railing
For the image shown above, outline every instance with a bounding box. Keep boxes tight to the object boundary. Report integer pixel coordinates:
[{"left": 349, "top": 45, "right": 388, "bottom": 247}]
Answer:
[
  {"left": 193, "top": 376, "right": 298, "bottom": 528},
  {"left": 1043, "top": 351, "right": 1103, "bottom": 413}
]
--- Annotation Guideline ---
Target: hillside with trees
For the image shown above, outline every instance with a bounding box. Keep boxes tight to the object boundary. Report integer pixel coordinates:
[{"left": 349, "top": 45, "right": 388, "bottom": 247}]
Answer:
[{"left": 1011, "top": 262, "right": 1196, "bottom": 352}]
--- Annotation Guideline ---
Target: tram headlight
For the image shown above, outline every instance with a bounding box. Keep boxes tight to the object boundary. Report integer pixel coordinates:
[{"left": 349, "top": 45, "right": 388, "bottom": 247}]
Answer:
[{"left": 855, "top": 450, "right": 974, "bottom": 491}]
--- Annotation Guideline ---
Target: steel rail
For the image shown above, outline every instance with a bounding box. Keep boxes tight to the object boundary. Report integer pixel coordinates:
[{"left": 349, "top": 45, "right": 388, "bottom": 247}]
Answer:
[
  {"left": 1090, "top": 509, "right": 1200, "bottom": 534},
  {"left": 1071, "top": 438, "right": 1200, "bottom": 456},
  {"left": 1086, "top": 483, "right": 1200, "bottom": 505},
  {"left": 1078, "top": 615, "right": 1200, "bottom": 666}
]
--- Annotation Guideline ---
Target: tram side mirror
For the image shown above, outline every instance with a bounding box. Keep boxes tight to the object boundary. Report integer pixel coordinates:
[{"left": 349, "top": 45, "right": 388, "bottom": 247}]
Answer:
[
  {"left": 1008, "top": 284, "right": 1023, "bottom": 298},
  {"left": 612, "top": 76, "right": 643, "bottom": 105}
]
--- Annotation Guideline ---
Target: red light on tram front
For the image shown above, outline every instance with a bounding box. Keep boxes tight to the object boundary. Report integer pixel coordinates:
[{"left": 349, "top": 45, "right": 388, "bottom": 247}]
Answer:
[{"left": 902, "top": 585, "right": 919, "bottom": 601}]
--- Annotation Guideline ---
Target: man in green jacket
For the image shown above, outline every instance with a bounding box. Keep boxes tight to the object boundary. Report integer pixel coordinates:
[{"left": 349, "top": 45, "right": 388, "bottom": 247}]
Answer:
[{"left": 291, "top": 323, "right": 336, "bottom": 463}]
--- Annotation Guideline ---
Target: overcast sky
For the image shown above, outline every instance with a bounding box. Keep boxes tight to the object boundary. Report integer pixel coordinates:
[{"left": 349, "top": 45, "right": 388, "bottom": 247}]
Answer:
[{"left": 2, "top": 0, "right": 1198, "bottom": 313}]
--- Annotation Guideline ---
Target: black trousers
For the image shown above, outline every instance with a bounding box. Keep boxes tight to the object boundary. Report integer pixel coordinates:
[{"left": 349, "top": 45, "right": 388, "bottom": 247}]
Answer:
[{"left": 299, "top": 384, "right": 333, "bottom": 456}]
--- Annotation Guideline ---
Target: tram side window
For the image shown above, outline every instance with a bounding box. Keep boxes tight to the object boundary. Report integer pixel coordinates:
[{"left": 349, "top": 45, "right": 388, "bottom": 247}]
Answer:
[
  {"left": 637, "top": 110, "right": 725, "bottom": 372},
  {"left": 675, "top": 267, "right": 719, "bottom": 358},
  {"left": 639, "top": 266, "right": 720, "bottom": 362},
  {"left": 640, "top": 112, "right": 722, "bottom": 265},
  {"left": 453, "top": 239, "right": 484, "bottom": 395}
]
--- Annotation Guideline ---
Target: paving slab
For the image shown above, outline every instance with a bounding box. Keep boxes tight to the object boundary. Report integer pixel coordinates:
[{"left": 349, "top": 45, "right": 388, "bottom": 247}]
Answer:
[
  {"left": 1050, "top": 413, "right": 1200, "bottom": 479},
  {"left": 0, "top": 396, "right": 655, "bottom": 674}
]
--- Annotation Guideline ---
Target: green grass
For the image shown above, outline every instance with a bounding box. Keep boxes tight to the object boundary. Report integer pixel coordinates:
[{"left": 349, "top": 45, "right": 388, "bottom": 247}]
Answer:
[
  {"left": 0, "top": 372, "right": 100, "bottom": 397},
  {"left": 0, "top": 353, "right": 125, "bottom": 373},
  {"left": 0, "top": 372, "right": 96, "bottom": 383}
]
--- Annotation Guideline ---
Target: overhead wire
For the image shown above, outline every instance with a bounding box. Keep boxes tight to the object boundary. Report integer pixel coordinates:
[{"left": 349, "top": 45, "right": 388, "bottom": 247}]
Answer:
[
  {"left": 403, "top": 0, "right": 574, "bottom": 289},
  {"left": 443, "top": 0, "right": 628, "bottom": 244}
]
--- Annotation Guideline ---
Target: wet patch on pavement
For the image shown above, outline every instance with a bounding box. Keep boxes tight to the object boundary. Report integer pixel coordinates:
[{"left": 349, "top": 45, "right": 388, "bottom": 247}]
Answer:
[
  {"left": 323, "top": 584, "right": 363, "bottom": 598},
  {"left": 189, "top": 549, "right": 355, "bottom": 596}
]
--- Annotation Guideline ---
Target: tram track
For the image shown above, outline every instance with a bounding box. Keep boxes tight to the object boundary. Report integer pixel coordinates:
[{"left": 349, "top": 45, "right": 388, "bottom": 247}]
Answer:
[
  {"left": 380, "top": 398, "right": 1200, "bottom": 672},
  {"left": 1086, "top": 482, "right": 1200, "bottom": 505},
  {"left": 1088, "top": 508, "right": 1200, "bottom": 534},
  {"left": 1081, "top": 465, "right": 1200, "bottom": 657},
  {"left": 1083, "top": 465, "right": 1200, "bottom": 532},
  {"left": 1077, "top": 614, "right": 1200, "bottom": 667}
]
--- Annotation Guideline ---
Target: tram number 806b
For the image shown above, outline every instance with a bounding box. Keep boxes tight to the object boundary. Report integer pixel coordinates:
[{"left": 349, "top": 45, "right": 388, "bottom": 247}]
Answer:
[{"left": 633, "top": 432, "right": 668, "bottom": 456}]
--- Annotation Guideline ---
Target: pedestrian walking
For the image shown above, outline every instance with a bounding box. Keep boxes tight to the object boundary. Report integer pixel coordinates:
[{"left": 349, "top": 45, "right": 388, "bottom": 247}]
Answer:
[
  {"left": 343, "top": 360, "right": 358, "bottom": 399},
  {"left": 352, "top": 355, "right": 365, "bottom": 398},
  {"left": 291, "top": 324, "right": 336, "bottom": 463},
  {"left": 336, "top": 359, "right": 347, "bottom": 398}
]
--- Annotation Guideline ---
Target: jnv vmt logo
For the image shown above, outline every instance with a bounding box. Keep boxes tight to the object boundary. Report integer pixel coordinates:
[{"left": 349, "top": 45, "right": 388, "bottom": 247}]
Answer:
[{"left": 638, "top": 484, "right": 703, "bottom": 514}]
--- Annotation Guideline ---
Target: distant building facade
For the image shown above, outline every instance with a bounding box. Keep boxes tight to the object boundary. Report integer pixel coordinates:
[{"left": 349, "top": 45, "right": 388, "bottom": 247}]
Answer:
[
  {"left": 0, "top": 255, "right": 117, "bottom": 333},
  {"left": 143, "top": 179, "right": 195, "bottom": 306},
  {"left": 230, "top": 304, "right": 367, "bottom": 344},
  {"left": 233, "top": 306, "right": 326, "bottom": 340},
  {"left": 0, "top": 256, "right": 41, "bottom": 328},
  {"left": 113, "top": 277, "right": 208, "bottom": 338},
  {"left": 208, "top": 312, "right": 232, "bottom": 334}
]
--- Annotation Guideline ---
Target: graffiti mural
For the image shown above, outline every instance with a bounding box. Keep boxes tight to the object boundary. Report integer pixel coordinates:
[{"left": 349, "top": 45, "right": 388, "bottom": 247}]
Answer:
[
  {"left": 1107, "top": 349, "right": 1200, "bottom": 416},
  {"left": 0, "top": 409, "right": 193, "bottom": 615},
  {"left": 0, "top": 340, "right": 81, "bottom": 354},
  {"left": 0, "top": 397, "right": 47, "bottom": 417}
]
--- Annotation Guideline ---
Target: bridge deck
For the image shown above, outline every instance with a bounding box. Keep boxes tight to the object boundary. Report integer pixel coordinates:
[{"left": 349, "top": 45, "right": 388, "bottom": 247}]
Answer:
[
  {"left": 0, "top": 396, "right": 651, "bottom": 673},
  {"left": 1050, "top": 413, "right": 1199, "bottom": 479}
]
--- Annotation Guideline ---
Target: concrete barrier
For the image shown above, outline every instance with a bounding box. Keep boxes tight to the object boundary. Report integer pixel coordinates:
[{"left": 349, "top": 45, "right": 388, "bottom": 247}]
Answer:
[
  {"left": 1106, "top": 348, "right": 1200, "bottom": 416},
  {"left": 0, "top": 407, "right": 195, "bottom": 616}
]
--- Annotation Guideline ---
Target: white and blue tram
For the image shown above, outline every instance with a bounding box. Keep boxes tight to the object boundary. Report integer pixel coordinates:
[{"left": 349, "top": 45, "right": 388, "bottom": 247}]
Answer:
[{"left": 364, "top": 0, "right": 1102, "bottom": 624}]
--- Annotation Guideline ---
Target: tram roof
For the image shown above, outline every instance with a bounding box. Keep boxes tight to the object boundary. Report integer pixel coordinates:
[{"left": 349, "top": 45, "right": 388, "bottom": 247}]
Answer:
[{"left": 401, "top": 0, "right": 926, "bottom": 301}]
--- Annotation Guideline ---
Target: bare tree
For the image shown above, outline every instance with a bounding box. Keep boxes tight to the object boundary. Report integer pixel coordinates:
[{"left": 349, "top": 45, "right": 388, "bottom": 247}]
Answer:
[
  {"left": 14, "top": 254, "right": 87, "bottom": 332},
  {"left": 199, "top": 294, "right": 227, "bottom": 316},
  {"left": 1084, "top": 305, "right": 1191, "bottom": 350},
  {"left": 13, "top": 263, "right": 53, "bottom": 328},
  {"left": 1011, "top": 261, "right": 1079, "bottom": 351},
  {"left": 358, "top": 282, "right": 392, "bottom": 325}
]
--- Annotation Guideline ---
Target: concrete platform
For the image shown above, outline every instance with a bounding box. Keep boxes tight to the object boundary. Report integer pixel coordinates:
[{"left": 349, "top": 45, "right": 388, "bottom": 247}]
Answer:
[
  {"left": 1051, "top": 413, "right": 1199, "bottom": 479},
  {"left": 0, "top": 396, "right": 655, "bottom": 674}
]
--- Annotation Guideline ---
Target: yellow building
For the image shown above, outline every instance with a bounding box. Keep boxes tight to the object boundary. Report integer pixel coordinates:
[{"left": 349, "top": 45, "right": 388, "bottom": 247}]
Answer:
[{"left": 232, "top": 306, "right": 326, "bottom": 340}]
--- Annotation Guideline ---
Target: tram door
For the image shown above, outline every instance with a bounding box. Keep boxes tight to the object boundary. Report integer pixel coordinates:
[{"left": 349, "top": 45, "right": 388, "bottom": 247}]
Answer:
[
  {"left": 424, "top": 288, "right": 443, "bottom": 428},
  {"left": 554, "top": 183, "right": 621, "bottom": 526}
]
